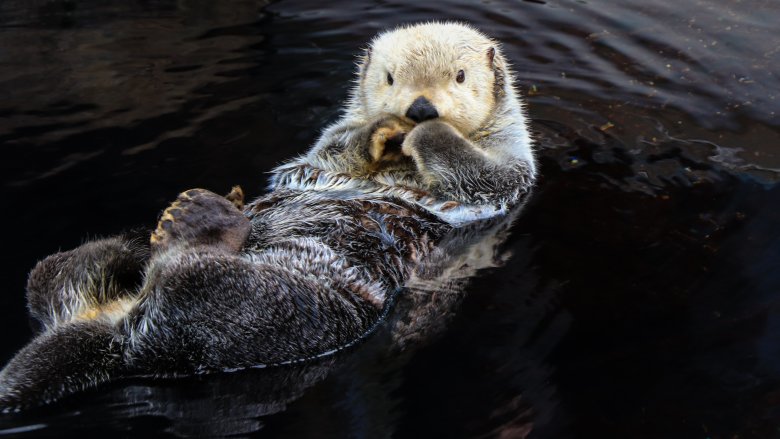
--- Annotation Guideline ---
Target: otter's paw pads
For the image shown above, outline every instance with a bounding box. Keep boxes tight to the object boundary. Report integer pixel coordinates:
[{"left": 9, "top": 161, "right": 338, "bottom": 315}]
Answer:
[
  {"left": 150, "top": 187, "right": 250, "bottom": 253},
  {"left": 370, "top": 118, "right": 414, "bottom": 161}
]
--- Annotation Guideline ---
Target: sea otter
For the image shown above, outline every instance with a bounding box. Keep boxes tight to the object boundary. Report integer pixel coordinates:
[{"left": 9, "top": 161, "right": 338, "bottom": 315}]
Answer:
[{"left": 0, "top": 22, "right": 536, "bottom": 411}]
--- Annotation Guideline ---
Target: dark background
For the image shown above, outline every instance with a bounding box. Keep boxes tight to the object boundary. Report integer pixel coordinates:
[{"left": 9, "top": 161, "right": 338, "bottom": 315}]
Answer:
[{"left": 1, "top": 0, "right": 779, "bottom": 437}]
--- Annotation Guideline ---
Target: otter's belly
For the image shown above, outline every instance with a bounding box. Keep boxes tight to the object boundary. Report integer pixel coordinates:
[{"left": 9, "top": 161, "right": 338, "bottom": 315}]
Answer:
[{"left": 244, "top": 189, "right": 450, "bottom": 288}]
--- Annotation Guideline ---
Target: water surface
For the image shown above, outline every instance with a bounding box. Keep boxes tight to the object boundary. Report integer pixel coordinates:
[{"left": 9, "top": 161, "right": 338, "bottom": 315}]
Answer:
[{"left": 1, "top": 0, "right": 779, "bottom": 437}]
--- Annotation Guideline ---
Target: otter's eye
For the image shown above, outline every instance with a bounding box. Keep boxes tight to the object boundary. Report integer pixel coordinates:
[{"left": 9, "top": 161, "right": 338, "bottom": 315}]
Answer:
[
  {"left": 456, "top": 70, "right": 465, "bottom": 83},
  {"left": 387, "top": 72, "right": 394, "bottom": 86}
]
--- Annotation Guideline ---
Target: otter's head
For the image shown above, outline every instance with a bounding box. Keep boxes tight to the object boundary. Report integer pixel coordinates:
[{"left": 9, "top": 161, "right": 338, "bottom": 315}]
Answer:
[{"left": 355, "top": 22, "right": 509, "bottom": 135}]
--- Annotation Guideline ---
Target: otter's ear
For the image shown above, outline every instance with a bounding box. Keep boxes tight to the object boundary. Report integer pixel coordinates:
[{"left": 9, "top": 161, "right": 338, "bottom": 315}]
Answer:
[
  {"left": 363, "top": 47, "right": 372, "bottom": 68},
  {"left": 487, "top": 46, "right": 508, "bottom": 72},
  {"left": 488, "top": 46, "right": 508, "bottom": 98},
  {"left": 359, "top": 47, "right": 372, "bottom": 80}
]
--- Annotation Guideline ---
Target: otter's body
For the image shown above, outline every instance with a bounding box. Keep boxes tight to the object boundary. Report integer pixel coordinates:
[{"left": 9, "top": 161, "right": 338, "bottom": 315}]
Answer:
[
  {"left": 129, "top": 185, "right": 449, "bottom": 374},
  {"left": 0, "top": 22, "right": 536, "bottom": 411}
]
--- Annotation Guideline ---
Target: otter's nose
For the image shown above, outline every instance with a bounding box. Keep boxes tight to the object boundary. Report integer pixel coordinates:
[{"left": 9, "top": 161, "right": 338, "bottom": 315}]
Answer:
[{"left": 405, "top": 96, "right": 439, "bottom": 123}]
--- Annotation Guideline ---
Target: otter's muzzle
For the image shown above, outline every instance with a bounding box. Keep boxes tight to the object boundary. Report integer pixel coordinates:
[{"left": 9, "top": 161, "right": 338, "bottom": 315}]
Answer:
[{"left": 405, "top": 96, "right": 439, "bottom": 123}]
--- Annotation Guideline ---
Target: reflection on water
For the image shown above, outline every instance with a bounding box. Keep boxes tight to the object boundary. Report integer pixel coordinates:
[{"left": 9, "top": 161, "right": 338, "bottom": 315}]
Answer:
[{"left": 0, "top": 0, "right": 779, "bottom": 437}]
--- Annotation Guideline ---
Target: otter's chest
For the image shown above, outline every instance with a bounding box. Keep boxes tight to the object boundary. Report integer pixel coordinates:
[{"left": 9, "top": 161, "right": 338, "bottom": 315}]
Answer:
[{"left": 243, "top": 189, "right": 450, "bottom": 265}]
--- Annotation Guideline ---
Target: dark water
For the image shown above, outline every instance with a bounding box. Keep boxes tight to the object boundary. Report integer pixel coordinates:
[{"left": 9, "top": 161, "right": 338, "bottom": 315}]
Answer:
[{"left": 1, "top": 0, "right": 779, "bottom": 437}]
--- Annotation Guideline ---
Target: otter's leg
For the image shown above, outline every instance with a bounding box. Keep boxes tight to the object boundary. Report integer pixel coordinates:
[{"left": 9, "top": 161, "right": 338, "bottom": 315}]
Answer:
[
  {"left": 0, "top": 187, "right": 250, "bottom": 411},
  {"left": 26, "top": 232, "right": 149, "bottom": 332},
  {"left": 0, "top": 188, "right": 250, "bottom": 411},
  {"left": 402, "top": 120, "right": 534, "bottom": 206},
  {"left": 126, "top": 244, "right": 383, "bottom": 373},
  {"left": 0, "top": 320, "right": 125, "bottom": 413}
]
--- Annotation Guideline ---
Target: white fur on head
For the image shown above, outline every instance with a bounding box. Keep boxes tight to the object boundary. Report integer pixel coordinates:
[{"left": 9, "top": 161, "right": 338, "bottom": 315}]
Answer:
[{"left": 352, "top": 22, "right": 508, "bottom": 136}]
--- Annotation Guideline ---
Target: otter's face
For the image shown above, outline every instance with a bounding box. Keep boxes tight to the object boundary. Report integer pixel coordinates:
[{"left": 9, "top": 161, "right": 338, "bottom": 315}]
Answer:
[{"left": 358, "top": 23, "right": 504, "bottom": 135}]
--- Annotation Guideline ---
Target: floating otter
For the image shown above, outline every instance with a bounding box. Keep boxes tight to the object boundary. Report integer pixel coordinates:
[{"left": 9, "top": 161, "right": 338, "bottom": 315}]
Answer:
[{"left": 0, "top": 22, "right": 536, "bottom": 411}]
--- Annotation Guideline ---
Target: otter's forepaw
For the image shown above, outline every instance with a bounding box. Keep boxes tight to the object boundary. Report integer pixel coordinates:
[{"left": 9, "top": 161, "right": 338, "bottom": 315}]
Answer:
[
  {"left": 150, "top": 187, "right": 250, "bottom": 254},
  {"left": 402, "top": 120, "right": 462, "bottom": 157},
  {"left": 369, "top": 116, "right": 415, "bottom": 162}
]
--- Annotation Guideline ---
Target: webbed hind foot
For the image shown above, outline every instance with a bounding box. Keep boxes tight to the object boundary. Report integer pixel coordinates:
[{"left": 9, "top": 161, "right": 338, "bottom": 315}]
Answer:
[
  {"left": 151, "top": 186, "right": 250, "bottom": 254},
  {"left": 26, "top": 233, "right": 148, "bottom": 331}
]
